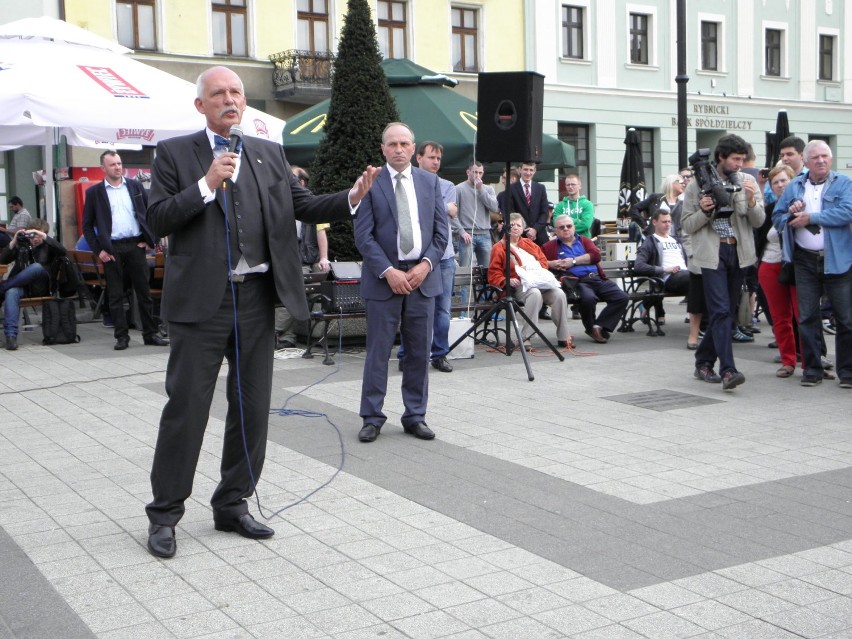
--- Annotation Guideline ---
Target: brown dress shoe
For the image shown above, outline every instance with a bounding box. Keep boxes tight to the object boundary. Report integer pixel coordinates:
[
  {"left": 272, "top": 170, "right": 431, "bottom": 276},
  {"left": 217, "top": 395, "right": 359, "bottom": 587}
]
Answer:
[{"left": 586, "top": 326, "right": 608, "bottom": 344}]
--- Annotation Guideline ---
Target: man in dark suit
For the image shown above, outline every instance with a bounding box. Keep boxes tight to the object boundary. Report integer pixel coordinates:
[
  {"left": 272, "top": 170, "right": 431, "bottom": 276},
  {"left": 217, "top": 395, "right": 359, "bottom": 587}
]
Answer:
[
  {"left": 501, "top": 162, "right": 550, "bottom": 246},
  {"left": 143, "top": 66, "right": 378, "bottom": 559},
  {"left": 355, "top": 122, "right": 449, "bottom": 444},
  {"left": 82, "top": 151, "right": 168, "bottom": 350}
]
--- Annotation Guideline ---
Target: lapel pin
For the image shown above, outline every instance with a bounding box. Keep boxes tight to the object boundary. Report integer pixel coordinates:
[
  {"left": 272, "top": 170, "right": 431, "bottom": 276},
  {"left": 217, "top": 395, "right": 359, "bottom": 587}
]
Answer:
[{"left": 257, "top": 158, "right": 262, "bottom": 164}]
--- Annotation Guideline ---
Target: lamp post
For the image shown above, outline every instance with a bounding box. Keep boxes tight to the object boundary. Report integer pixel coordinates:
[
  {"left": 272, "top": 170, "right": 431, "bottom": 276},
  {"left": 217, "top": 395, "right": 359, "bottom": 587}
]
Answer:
[{"left": 676, "top": 0, "right": 688, "bottom": 169}]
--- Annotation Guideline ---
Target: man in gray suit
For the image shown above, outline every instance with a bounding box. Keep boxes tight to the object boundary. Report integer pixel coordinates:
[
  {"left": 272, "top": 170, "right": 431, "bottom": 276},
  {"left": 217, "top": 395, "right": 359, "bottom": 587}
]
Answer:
[
  {"left": 355, "top": 122, "right": 449, "bottom": 443},
  {"left": 144, "top": 66, "right": 377, "bottom": 558}
]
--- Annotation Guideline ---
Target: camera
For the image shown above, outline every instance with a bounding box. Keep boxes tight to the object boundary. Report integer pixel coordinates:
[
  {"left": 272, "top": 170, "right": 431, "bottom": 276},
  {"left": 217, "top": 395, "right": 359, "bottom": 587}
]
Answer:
[
  {"left": 688, "top": 148, "right": 742, "bottom": 218},
  {"left": 759, "top": 168, "right": 770, "bottom": 179}
]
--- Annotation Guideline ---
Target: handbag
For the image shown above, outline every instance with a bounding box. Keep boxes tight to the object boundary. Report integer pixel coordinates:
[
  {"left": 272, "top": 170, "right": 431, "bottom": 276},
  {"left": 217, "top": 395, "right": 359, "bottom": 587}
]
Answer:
[
  {"left": 777, "top": 261, "right": 795, "bottom": 286},
  {"left": 560, "top": 275, "right": 582, "bottom": 302}
]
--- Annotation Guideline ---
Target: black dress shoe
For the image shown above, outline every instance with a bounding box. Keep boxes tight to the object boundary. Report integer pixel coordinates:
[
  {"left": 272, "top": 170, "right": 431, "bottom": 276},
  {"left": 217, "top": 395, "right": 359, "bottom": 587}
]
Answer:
[
  {"left": 4, "top": 336, "right": 17, "bottom": 351},
  {"left": 114, "top": 337, "right": 130, "bottom": 350},
  {"left": 147, "top": 524, "right": 176, "bottom": 558},
  {"left": 359, "top": 423, "right": 381, "bottom": 442},
  {"left": 430, "top": 356, "right": 453, "bottom": 373},
  {"left": 403, "top": 422, "right": 435, "bottom": 440},
  {"left": 213, "top": 513, "right": 274, "bottom": 539},
  {"left": 143, "top": 334, "right": 170, "bottom": 346}
]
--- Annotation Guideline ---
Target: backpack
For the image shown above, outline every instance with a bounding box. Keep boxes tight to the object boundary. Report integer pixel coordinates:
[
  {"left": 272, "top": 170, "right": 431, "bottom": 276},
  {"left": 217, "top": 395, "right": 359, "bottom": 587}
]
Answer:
[
  {"left": 42, "top": 298, "right": 81, "bottom": 345},
  {"left": 50, "top": 255, "right": 82, "bottom": 298}
]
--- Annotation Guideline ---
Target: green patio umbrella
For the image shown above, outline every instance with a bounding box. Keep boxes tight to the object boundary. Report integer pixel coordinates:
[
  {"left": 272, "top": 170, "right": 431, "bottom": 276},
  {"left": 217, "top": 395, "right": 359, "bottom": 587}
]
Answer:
[{"left": 282, "top": 58, "right": 574, "bottom": 183}]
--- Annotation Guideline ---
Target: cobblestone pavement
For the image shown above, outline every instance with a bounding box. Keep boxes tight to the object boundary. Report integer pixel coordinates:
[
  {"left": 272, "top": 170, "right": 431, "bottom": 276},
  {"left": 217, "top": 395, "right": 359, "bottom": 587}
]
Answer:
[{"left": 1, "top": 303, "right": 850, "bottom": 639}]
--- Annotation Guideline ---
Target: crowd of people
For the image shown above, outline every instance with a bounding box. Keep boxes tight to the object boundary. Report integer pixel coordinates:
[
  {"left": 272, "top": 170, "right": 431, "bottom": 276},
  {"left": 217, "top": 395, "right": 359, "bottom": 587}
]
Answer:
[{"left": 2, "top": 66, "right": 850, "bottom": 561}]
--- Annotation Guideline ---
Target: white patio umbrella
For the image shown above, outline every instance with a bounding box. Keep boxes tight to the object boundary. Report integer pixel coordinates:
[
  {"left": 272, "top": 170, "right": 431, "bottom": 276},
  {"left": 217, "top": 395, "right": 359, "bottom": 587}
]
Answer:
[{"left": 0, "top": 17, "right": 286, "bottom": 225}]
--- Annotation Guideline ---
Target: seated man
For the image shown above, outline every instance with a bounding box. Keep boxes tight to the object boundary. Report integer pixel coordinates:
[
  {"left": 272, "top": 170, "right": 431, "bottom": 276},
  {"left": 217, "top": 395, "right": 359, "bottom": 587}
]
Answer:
[
  {"left": 542, "top": 214, "right": 628, "bottom": 343},
  {"left": 633, "top": 210, "right": 690, "bottom": 325},
  {"left": 0, "top": 219, "right": 66, "bottom": 350}
]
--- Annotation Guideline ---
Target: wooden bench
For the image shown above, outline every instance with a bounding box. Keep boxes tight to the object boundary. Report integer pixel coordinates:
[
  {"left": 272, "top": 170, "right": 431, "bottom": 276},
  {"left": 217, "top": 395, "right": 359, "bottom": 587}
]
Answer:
[
  {"left": 599, "top": 259, "right": 673, "bottom": 336},
  {"left": 300, "top": 264, "right": 500, "bottom": 365},
  {"left": 68, "top": 249, "right": 108, "bottom": 319}
]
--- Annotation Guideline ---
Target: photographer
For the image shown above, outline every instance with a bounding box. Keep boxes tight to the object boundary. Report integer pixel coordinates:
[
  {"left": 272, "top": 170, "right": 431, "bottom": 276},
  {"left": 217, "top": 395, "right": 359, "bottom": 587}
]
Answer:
[
  {"left": 0, "top": 219, "right": 67, "bottom": 350},
  {"left": 681, "top": 134, "right": 764, "bottom": 391}
]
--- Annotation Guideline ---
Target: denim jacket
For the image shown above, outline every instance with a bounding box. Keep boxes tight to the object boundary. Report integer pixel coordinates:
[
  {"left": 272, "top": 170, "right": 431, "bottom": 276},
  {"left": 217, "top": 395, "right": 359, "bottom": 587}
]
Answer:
[{"left": 772, "top": 171, "right": 852, "bottom": 275}]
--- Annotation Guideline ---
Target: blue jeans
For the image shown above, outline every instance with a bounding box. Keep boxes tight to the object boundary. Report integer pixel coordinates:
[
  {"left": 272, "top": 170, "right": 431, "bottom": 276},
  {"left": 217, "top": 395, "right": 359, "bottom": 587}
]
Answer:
[
  {"left": 2, "top": 263, "right": 49, "bottom": 337},
  {"left": 398, "top": 257, "right": 455, "bottom": 361},
  {"left": 457, "top": 233, "right": 492, "bottom": 306},
  {"left": 794, "top": 247, "right": 852, "bottom": 379},
  {"left": 696, "top": 243, "right": 742, "bottom": 375}
]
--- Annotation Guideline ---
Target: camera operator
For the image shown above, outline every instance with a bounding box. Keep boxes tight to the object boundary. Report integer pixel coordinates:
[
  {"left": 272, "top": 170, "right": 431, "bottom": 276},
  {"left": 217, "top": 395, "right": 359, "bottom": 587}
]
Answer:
[
  {"left": 0, "top": 219, "right": 67, "bottom": 350},
  {"left": 681, "top": 134, "right": 765, "bottom": 391}
]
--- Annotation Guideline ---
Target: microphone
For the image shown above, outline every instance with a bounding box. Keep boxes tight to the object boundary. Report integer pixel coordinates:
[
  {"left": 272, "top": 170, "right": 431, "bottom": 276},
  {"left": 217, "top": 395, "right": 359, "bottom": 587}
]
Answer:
[
  {"left": 222, "top": 125, "right": 243, "bottom": 192},
  {"left": 228, "top": 125, "right": 243, "bottom": 154}
]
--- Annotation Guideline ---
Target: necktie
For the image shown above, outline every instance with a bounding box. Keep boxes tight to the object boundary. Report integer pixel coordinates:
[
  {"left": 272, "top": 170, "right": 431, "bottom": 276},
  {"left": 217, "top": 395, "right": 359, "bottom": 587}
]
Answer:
[
  {"left": 395, "top": 174, "right": 414, "bottom": 254},
  {"left": 524, "top": 182, "right": 531, "bottom": 206}
]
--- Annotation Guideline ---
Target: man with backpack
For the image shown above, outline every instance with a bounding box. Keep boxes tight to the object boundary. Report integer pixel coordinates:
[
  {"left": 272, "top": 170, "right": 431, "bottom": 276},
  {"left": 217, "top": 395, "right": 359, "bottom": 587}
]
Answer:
[{"left": 0, "top": 219, "right": 66, "bottom": 350}]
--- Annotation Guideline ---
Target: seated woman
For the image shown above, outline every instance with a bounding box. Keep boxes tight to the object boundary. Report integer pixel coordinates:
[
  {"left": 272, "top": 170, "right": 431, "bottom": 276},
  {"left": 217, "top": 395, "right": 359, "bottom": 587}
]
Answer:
[
  {"left": 488, "top": 213, "right": 572, "bottom": 349},
  {"left": 0, "top": 219, "right": 66, "bottom": 350}
]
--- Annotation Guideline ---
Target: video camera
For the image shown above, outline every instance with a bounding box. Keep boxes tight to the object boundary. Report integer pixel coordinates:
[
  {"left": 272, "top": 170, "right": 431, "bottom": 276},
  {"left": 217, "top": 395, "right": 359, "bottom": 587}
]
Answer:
[{"left": 688, "top": 148, "right": 742, "bottom": 218}]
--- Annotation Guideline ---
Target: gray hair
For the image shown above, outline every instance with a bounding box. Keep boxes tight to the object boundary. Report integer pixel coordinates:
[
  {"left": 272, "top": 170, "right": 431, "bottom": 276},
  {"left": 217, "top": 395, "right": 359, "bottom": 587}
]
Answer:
[{"left": 803, "top": 140, "right": 832, "bottom": 163}]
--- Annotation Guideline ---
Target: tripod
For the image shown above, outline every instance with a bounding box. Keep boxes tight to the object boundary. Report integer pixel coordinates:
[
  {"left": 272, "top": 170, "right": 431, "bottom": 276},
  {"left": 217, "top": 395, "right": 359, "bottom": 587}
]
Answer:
[{"left": 447, "top": 161, "right": 564, "bottom": 381}]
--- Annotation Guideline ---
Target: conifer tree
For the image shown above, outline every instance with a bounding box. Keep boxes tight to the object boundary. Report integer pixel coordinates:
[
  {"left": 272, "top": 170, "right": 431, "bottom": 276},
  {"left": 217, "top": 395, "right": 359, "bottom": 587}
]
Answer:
[{"left": 310, "top": 0, "right": 399, "bottom": 260}]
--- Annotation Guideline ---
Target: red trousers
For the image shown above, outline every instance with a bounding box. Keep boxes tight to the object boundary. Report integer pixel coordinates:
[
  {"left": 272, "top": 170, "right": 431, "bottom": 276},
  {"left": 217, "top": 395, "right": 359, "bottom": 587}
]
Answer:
[{"left": 758, "top": 261, "right": 799, "bottom": 368}]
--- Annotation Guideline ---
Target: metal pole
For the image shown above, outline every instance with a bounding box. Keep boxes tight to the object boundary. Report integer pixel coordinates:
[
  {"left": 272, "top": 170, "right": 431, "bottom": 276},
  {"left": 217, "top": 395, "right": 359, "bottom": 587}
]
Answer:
[{"left": 675, "top": 0, "right": 688, "bottom": 169}]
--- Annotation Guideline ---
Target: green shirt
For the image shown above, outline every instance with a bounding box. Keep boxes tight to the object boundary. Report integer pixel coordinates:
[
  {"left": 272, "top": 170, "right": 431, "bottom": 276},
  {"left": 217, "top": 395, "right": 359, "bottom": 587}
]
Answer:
[{"left": 552, "top": 196, "right": 595, "bottom": 237}]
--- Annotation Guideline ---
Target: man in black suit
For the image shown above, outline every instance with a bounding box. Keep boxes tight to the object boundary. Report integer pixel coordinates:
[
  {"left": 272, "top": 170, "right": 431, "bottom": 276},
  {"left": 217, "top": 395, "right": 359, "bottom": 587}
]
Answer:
[
  {"left": 501, "top": 162, "right": 550, "bottom": 246},
  {"left": 82, "top": 151, "right": 168, "bottom": 350},
  {"left": 144, "top": 66, "right": 378, "bottom": 558},
  {"left": 355, "top": 123, "right": 449, "bottom": 444}
]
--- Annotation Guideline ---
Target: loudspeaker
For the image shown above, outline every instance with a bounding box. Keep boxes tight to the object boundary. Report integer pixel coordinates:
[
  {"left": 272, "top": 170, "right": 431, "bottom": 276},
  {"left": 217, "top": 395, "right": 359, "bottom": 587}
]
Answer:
[{"left": 476, "top": 72, "right": 544, "bottom": 163}]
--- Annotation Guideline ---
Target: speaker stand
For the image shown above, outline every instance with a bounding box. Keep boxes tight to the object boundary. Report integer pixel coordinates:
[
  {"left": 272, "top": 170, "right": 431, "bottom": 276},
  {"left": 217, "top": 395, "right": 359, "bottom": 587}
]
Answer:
[{"left": 447, "top": 161, "right": 564, "bottom": 381}]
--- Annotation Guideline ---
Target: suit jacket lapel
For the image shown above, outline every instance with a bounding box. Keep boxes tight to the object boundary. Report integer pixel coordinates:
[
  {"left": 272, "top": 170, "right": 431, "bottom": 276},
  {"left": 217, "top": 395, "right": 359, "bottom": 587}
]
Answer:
[{"left": 377, "top": 168, "right": 397, "bottom": 227}]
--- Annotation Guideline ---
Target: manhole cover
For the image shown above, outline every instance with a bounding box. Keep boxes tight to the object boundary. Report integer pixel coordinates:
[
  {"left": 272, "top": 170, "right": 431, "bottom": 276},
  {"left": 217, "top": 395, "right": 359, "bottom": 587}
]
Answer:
[{"left": 604, "top": 389, "right": 724, "bottom": 411}]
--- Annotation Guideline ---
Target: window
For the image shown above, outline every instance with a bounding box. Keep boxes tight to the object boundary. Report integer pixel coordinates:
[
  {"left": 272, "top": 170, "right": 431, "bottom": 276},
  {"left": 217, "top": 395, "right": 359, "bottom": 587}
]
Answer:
[
  {"left": 765, "top": 28, "right": 782, "bottom": 76},
  {"left": 819, "top": 34, "right": 835, "bottom": 81},
  {"left": 212, "top": 0, "right": 247, "bottom": 56},
  {"left": 700, "top": 21, "right": 718, "bottom": 71},
  {"left": 378, "top": 1, "right": 407, "bottom": 59},
  {"left": 557, "top": 123, "right": 591, "bottom": 196},
  {"left": 116, "top": 0, "right": 156, "bottom": 50},
  {"left": 297, "top": 0, "right": 329, "bottom": 52},
  {"left": 629, "top": 13, "right": 649, "bottom": 65},
  {"left": 562, "top": 5, "right": 584, "bottom": 59},
  {"left": 452, "top": 7, "right": 479, "bottom": 72},
  {"left": 636, "top": 127, "right": 655, "bottom": 197}
]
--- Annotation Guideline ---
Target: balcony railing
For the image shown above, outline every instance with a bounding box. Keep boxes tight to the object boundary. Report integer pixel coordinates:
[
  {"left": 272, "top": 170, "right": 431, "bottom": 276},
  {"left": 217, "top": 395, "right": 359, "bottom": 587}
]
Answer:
[{"left": 269, "top": 49, "right": 335, "bottom": 104}]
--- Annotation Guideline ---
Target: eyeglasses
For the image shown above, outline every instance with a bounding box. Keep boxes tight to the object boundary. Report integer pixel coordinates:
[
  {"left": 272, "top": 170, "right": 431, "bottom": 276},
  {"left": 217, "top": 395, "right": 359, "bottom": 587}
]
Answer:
[
  {"left": 680, "top": 173, "right": 693, "bottom": 180},
  {"left": 556, "top": 224, "right": 574, "bottom": 230},
  {"left": 508, "top": 222, "right": 524, "bottom": 228},
  {"left": 677, "top": 179, "right": 686, "bottom": 185}
]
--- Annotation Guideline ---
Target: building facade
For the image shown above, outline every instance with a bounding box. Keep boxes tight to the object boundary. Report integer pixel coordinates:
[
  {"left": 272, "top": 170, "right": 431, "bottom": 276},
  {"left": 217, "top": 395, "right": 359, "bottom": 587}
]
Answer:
[
  {"left": 2, "top": 0, "right": 850, "bottom": 223},
  {"left": 529, "top": 0, "right": 852, "bottom": 213}
]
